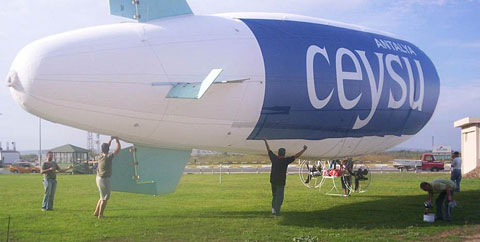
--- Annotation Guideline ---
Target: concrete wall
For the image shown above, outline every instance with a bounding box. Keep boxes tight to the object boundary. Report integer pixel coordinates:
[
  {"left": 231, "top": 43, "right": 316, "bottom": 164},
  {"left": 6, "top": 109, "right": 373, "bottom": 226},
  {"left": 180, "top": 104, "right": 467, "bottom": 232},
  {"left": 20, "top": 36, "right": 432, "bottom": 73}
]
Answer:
[{"left": 456, "top": 118, "right": 480, "bottom": 175}]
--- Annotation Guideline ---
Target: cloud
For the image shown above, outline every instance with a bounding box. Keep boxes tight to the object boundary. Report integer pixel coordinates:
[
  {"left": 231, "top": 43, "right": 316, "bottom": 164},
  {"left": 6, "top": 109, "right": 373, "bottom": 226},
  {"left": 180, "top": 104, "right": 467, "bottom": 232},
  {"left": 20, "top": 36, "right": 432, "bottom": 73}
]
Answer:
[
  {"left": 462, "top": 42, "right": 480, "bottom": 48},
  {"left": 188, "top": 0, "right": 369, "bottom": 16},
  {"left": 405, "top": 0, "right": 450, "bottom": 5},
  {"left": 395, "top": 0, "right": 467, "bottom": 8},
  {"left": 385, "top": 0, "right": 480, "bottom": 17},
  {"left": 438, "top": 80, "right": 480, "bottom": 118},
  {"left": 0, "top": 0, "right": 30, "bottom": 17},
  {"left": 386, "top": 0, "right": 449, "bottom": 15},
  {"left": 400, "top": 78, "right": 480, "bottom": 150},
  {"left": 434, "top": 40, "right": 480, "bottom": 49}
]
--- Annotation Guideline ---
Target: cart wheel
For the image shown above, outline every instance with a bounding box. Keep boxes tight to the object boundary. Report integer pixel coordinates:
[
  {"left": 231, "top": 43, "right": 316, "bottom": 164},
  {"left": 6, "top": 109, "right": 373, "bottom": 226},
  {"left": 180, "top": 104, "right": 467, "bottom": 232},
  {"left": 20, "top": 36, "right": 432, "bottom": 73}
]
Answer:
[
  {"left": 299, "top": 160, "right": 324, "bottom": 188},
  {"left": 349, "top": 161, "right": 371, "bottom": 193}
]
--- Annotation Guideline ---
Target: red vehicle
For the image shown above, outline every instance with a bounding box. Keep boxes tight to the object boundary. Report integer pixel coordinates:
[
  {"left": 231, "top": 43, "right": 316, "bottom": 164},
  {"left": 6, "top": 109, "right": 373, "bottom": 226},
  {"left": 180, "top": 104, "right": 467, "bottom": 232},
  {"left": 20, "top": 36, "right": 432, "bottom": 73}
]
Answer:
[
  {"left": 393, "top": 153, "right": 445, "bottom": 172},
  {"left": 420, "top": 154, "right": 445, "bottom": 171}
]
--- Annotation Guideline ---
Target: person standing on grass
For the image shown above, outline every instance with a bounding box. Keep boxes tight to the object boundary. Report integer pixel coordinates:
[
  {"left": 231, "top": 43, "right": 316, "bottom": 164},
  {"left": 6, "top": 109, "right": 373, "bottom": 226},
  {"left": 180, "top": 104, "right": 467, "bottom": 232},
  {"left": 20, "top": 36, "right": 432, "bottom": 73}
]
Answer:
[
  {"left": 41, "top": 151, "right": 72, "bottom": 211},
  {"left": 341, "top": 159, "right": 353, "bottom": 197},
  {"left": 450, "top": 151, "right": 462, "bottom": 192},
  {"left": 94, "top": 137, "right": 121, "bottom": 218},
  {"left": 263, "top": 139, "right": 307, "bottom": 217}
]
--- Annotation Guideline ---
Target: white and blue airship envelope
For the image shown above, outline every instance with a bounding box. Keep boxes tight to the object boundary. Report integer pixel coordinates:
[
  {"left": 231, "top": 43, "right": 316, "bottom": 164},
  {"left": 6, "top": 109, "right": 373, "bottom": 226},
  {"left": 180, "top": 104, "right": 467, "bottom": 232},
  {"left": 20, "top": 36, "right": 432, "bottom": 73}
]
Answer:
[{"left": 7, "top": 0, "right": 441, "bottom": 196}]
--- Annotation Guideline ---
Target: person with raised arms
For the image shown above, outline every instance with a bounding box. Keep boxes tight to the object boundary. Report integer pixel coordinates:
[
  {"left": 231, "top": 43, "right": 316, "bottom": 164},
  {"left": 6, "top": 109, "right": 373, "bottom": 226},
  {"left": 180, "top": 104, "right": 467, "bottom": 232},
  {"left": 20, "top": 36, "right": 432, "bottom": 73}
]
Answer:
[
  {"left": 263, "top": 139, "right": 307, "bottom": 217},
  {"left": 94, "top": 137, "right": 121, "bottom": 218}
]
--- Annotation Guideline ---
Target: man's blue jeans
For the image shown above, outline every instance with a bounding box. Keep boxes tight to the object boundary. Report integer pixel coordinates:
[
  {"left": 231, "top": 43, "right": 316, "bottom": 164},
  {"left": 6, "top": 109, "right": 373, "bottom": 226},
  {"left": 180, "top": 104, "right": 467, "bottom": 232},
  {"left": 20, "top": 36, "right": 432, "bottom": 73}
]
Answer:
[
  {"left": 42, "top": 179, "right": 57, "bottom": 210},
  {"left": 436, "top": 190, "right": 455, "bottom": 221},
  {"left": 271, "top": 184, "right": 285, "bottom": 216},
  {"left": 450, "top": 169, "right": 461, "bottom": 192}
]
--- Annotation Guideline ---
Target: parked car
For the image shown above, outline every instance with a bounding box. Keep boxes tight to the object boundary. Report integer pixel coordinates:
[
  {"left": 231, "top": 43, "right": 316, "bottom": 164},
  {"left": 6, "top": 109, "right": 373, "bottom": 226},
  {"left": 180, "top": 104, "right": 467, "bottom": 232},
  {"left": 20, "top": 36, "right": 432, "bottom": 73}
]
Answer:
[
  {"left": 393, "top": 153, "right": 445, "bottom": 172},
  {"left": 9, "top": 161, "right": 41, "bottom": 173}
]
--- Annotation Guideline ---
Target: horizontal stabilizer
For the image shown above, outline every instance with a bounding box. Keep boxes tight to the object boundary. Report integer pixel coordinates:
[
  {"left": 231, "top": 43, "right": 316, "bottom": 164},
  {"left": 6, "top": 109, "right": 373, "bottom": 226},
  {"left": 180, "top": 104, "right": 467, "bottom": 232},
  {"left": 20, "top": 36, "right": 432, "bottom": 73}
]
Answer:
[
  {"left": 151, "top": 78, "right": 249, "bottom": 87},
  {"left": 111, "top": 145, "right": 191, "bottom": 195},
  {"left": 109, "top": 0, "right": 193, "bottom": 22},
  {"left": 165, "top": 69, "right": 223, "bottom": 99}
]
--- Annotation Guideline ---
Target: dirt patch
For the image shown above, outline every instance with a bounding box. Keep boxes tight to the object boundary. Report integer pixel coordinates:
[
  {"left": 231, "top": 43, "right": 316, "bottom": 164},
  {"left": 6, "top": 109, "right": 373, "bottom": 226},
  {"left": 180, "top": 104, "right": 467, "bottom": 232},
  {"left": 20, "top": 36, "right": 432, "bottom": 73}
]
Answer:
[
  {"left": 464, "top": 167, "right": 480, "bottom": 179},
  {"left": 463, "top": 234, "right": 480, "bottom": 241},
  {"left": 428, "top": 225, "right": 480, "bottom": 241}
]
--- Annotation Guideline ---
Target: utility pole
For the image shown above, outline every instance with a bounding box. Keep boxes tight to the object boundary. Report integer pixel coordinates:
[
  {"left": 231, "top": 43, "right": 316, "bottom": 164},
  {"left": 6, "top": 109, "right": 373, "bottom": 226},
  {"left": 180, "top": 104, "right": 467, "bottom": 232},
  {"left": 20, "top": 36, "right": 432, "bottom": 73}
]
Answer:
[
  {"left": 87, "top": 132, "right": 93, "bottom": 152},
  {"left": 39, "top": 118, "right": 42, "bottom": 165},
  {"left": 95, "top": 133, "right": 100, "bottom": 154}
]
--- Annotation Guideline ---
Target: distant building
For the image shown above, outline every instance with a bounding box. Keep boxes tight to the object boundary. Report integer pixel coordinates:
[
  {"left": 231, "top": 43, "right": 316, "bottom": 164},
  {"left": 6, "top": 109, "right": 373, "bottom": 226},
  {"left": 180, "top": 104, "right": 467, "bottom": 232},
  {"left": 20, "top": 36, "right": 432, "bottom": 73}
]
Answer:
[
  {"left": 0, "top": 141, "right": 21, "bottom": 167},
  {"left": 454, "top": 117, "right": 480, "bottom": 175},
  {"left": 191, "top": 149, "right": 222, "bottom": 156},
  {"left": 432, "top": 145, "right": 452, "bottom": 162},
  {"left": 0, "top": 150, "right": 21, "bottom": 166},
  {"left": 49, "top": 144, "right": 90, "bottom": 163}
]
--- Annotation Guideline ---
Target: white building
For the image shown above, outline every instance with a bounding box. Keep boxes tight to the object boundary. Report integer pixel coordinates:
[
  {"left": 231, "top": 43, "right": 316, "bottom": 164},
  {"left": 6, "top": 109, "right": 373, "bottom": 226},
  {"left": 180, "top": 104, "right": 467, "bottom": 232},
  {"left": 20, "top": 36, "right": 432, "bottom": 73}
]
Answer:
[
  {"left": 454, "top": 117, "right": 480, "bottom": 175},
  {"left": 0, "top": 150, "right": 21, "bottom": 166}
]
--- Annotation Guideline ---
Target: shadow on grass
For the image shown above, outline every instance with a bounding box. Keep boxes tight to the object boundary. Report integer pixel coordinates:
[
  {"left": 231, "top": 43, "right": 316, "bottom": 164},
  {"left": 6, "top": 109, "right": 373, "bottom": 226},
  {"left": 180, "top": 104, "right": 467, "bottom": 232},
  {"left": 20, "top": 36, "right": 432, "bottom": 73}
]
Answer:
[{"left": 216, "top": 190, "right": 480, "bottom": 229}]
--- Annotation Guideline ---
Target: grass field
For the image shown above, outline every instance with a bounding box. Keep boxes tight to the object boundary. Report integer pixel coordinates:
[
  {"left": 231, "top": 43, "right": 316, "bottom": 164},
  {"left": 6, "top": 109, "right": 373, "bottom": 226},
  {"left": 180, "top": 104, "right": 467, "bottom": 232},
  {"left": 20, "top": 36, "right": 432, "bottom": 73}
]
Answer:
[{"left": 1, "top": 173, "right": 479, "bottom": 241}]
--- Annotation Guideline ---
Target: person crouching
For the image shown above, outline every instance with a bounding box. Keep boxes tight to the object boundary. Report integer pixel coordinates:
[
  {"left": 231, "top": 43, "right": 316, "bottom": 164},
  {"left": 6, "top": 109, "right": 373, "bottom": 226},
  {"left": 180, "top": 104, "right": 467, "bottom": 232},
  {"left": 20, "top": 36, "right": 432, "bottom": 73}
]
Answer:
[{"left": 420, "top": 179, "right": 456, "bottom": 221}]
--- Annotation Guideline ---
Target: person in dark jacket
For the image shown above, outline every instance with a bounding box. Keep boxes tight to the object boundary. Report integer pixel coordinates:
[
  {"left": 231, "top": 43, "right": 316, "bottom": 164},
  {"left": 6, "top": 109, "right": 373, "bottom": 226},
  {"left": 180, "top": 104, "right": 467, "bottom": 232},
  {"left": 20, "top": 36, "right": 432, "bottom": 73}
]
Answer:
[{"left": 263, "top": 139, "right": 307, "bottom": 217}]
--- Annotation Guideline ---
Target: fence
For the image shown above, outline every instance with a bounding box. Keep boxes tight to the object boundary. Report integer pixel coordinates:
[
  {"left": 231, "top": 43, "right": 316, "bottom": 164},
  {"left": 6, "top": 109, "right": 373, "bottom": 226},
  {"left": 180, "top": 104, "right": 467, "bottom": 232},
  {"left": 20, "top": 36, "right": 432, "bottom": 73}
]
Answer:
[{"left": 183, "top": 164, "right": 451, "bottom": 175}]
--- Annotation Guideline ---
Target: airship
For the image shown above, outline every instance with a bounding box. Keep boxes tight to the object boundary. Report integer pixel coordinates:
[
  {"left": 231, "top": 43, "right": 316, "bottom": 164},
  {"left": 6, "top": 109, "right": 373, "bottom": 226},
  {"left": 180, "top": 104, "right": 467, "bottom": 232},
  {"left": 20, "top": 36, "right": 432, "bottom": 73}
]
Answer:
[{"left": 6, "top": 0, "right": 440, "bottom": 195}]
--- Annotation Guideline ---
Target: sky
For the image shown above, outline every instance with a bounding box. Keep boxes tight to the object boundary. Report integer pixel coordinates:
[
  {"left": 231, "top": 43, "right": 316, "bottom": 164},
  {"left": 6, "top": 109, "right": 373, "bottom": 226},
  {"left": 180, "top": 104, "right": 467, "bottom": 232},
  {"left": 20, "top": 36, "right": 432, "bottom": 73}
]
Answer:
[{"left": 0, "top": 0, "right": 479, "bottom": 152}]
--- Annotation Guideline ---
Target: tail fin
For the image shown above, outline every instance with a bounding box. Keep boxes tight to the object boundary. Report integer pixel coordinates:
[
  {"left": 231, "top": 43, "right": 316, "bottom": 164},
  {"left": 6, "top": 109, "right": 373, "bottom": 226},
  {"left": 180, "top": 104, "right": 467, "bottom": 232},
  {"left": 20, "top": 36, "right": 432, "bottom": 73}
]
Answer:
[
  {"left": 109, "top": 0, "right": 193, "bottom": 22},
  {"left": 111, "top": 145, "right": 191, "bottom": 195}
]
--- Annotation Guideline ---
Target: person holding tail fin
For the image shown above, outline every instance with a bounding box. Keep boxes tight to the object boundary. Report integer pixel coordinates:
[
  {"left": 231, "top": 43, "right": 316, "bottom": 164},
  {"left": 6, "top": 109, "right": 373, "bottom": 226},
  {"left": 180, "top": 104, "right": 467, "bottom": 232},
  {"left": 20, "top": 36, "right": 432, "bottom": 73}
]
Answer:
[{"left": 94, "top": 137, "right": 121, "bottom": 218}]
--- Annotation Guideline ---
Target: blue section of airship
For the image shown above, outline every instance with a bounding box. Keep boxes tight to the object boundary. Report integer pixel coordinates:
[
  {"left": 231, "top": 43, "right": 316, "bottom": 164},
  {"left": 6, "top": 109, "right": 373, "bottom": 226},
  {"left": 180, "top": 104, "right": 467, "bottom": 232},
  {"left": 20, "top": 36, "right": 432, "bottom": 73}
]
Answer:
[{"left": 241, "top": 19, "right": 440, "bottom": 140}]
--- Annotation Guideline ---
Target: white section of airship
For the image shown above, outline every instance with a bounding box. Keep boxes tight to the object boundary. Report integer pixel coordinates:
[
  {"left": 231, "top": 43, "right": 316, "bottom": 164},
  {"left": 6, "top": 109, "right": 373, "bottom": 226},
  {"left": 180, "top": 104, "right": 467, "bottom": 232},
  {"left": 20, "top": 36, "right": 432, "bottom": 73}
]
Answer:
[{"left": 7, "top": 12, "right": 414, "bottom": 158}]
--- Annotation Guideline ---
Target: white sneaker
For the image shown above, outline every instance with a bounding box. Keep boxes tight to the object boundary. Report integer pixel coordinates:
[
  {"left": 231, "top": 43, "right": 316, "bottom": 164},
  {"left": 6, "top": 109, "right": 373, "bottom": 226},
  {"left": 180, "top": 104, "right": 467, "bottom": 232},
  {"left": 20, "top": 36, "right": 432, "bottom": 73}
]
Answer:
[
  {"left": 41, "top": 209, "right": 46, "bottom": 212},
  {"left": 272, "top": 208, "right": 275, "bottom": 214}
]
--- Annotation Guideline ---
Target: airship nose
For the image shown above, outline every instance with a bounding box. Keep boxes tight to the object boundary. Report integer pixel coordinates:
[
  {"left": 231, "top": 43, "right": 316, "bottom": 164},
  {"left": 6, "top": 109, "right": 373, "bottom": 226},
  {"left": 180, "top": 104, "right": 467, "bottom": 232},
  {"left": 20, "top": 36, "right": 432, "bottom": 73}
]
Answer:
[
  {"left": 7, "top": 23, "right": 169, "bottom": 138},
  {"left": 6, "top": 39, "right": 46, "bottom": 111},
  {"left": 5, "top": 71, "right": 21, "bottom": 90},
  {"left": 5, "top": 69, "right": 28, "bottom": 108}
]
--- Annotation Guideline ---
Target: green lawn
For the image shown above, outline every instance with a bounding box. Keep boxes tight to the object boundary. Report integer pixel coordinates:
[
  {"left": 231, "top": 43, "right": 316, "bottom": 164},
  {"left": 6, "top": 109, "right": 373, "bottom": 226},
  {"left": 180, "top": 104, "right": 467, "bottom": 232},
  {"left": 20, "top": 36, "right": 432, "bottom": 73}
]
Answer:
[{"left": 0, "top": 173, "right": 479, "bottom": 241}]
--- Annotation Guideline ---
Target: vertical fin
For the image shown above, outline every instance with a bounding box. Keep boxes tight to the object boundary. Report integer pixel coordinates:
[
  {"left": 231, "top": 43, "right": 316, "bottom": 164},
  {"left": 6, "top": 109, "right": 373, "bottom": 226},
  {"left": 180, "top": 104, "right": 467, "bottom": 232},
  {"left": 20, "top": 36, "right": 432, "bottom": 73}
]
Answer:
[
  {"left": 111, "top": 145, "right": 191, "bottom": 195},
  {"left": 109, "top": 0, "right": 193, "bottom": 22}
]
